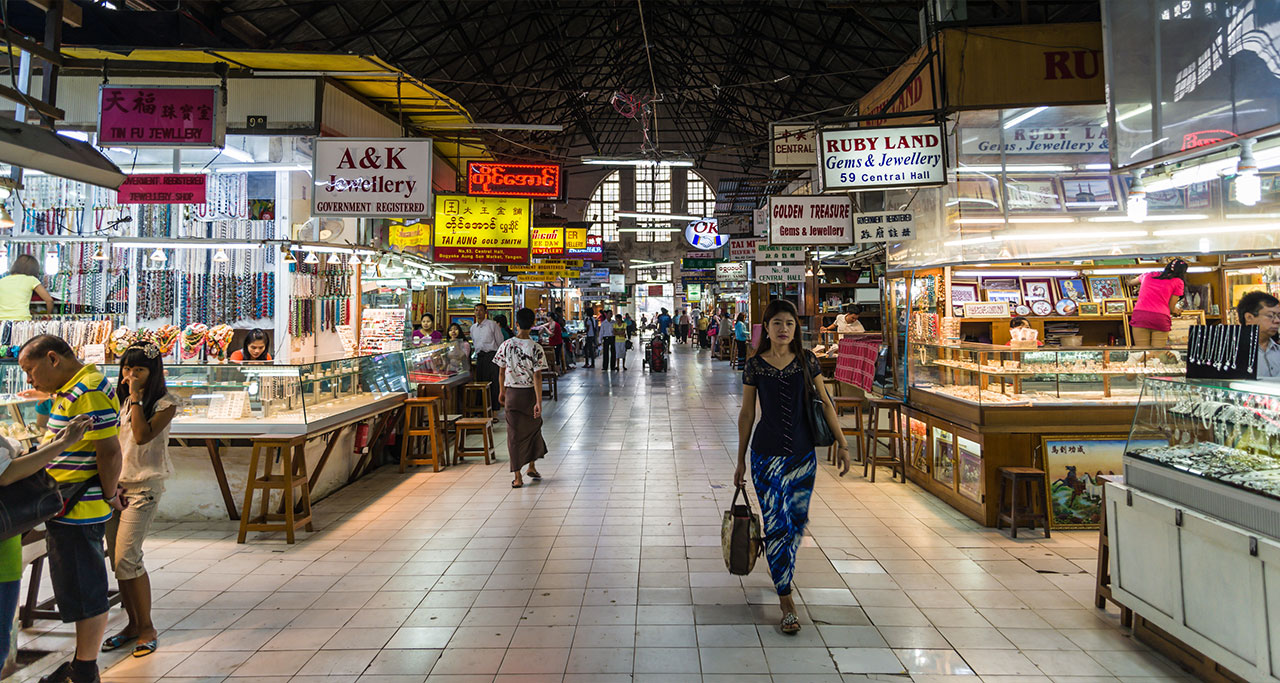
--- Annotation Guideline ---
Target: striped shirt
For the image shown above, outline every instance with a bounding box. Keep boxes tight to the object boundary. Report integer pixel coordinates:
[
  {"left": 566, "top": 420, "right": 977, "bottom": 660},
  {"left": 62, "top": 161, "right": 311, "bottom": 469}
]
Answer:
[{"left": 44, "top": 364, "right": 119, "bottom": 525}]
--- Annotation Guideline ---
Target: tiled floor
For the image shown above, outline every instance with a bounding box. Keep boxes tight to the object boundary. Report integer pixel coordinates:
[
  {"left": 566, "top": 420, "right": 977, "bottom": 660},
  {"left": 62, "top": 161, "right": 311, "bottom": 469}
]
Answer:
[{"left": 15, "top": 343, "right": 1193, "bottom": 682}]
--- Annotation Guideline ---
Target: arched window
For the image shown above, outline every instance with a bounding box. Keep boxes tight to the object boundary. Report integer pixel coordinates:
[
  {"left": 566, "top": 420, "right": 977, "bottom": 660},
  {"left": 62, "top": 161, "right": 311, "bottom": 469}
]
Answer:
[
  {"left": 585, "top": 171, "right": 621, "bottom": 242},
  {"left": 585, "top": 168, "right": 716, "bottom": 243},
  {"left": 687, "top": 171, "right": 716, "bottom": 220}
]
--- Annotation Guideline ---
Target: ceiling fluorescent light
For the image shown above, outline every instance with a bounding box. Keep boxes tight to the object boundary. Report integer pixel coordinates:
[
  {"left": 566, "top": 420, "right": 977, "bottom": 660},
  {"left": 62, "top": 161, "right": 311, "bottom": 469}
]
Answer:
[
  {"left": 1087, "top": 213, "right": 1206, "bottom": 222},
  {"left": 1003, "top": 106, "right": 1048, "bottom": 129},
  {"left": 617, "top": 227, "right": 681, "bottom": 233},
  {"left": 581, "top": 157, "right": 695, "bottom": 167},
  {"left": 220, "top": 146, "right": 254, "bottom": 163},
  {"left": 55, "top": 130, "right": 90, "bottom": 142},
  {"left": 1153, "top": 224, "right": 1280, "bottom": 236},
  {"left": 1083, "top": 163, "right": 1113, "bottom": 171},
  {"left": 616, "top": 212, "right": 703, "bottom": 221},
  {"left": 113, "top": 240, "right": 258, "bottom": 250},
  {"left": 952, "top": 269, "right": 1079, "bottom": 278},
  {"left": 1008, "top": 230, "right": 1147, "bottom": 241},
  {"left": 1115, "top": 103, "right": 1153, "bottom": 123},
  {"left": 429, "top": 122, "right": 564, "bottom": 131},
  {"left": 943, "top": 236, "right": 1000, "bottom": 247},
  {"left": 1226, "top": 212, "right": 1280, "bottom": 219},
  {"left": 1126, "top": 172, "right": 1147, "bottom": 222},
  {"left": 954, "top": 217, "right": 1076, "bottom": 225},
  {"left": 956, "top": 164, "right": 1072, "bottom": 173},
  {"left": 1088, "top": 266, "right": 1214, "bottom": 275}
]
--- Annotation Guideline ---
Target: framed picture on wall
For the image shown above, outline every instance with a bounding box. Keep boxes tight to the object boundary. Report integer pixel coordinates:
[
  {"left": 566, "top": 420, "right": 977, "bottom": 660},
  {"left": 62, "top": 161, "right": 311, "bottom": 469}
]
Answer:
[
  {"left": 953, "top": 177, "right": 1001, "bottom": 212},
  {"left": 1182, "top": 283, "right": 1211, "bottom": 312},
  {"left": 986, "top": 289, "right": 1022, "bottom": 305},
  {"left": 1087, "top": 276, "right": 1124, "bottom": 301},
  {"left": 1041, "top": 435, "right": 1166, "bottom": 529},
  {"left": 1021, "top": 278, "right": 1054, "bottom": 303},
  {"left": 449, "top": 315, "right": 476, "bottom": 336},
  {"left": 1005, "top": 177, "right": 1063, "bottom": 212},
  {"left": 980, "top": 277, "right": 1020, "bottom": 292},
  {"left": 951, "top": 282, "right": 979, "bottom": 304},
  {"left": 1103, "top": 299, "right": 1128, "bottom": 316},
  {"left": 1078, "top": 302, "right": 1100, "bottom": 316},
  {"left": 1058, "top": 278, "right": 1089, "bottom": 302},
  {"left": 486, "top": 284, "right": 513, "bottom": 304},
  {"left": 446, "top": 285, "right": 484, "bottom": 310},
  {"left": 1062, "top": 176, "right": 1119, "bottom": 211}
]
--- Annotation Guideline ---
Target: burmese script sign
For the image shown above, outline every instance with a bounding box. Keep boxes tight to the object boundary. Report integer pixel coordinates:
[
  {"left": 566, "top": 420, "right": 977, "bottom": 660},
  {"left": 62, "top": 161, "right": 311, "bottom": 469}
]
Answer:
[
  {"left": 767, "top": 195, "right": 853, "bottom": 246},
  {"left": 313, "top": 138, "right": 433, "bottom": 218},
  {"left": 819, "top": 124, "right": 946, "bottom": 191},
  {"left": 467, "top": 162, "right": 563, "bottom": 199},
  {"left": 432, "top": 195, "right": 532, "bottom": 264},
  {"left": 532, "top": 226, "right": 566, "bottom": 255},
  {"left": 117, "top": 174, "right": 206, "bottom": 204},
  {"left": 98, "top": 85, "right": 223, "bottom": 147}
]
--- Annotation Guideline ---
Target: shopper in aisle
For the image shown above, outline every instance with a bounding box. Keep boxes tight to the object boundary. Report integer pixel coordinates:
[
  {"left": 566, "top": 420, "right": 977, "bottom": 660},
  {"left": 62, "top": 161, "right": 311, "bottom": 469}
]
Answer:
[
  {"left": 657, "top": 308, "right": 672, "bottom": 339},
  {"left": 18, "top": 335, "right": 123, "bottom": 683},
  {"left": 718, "top": 308, "right": 734, "bottom": 356},
  {"left": 471, "top": 303, "right": 503, "bottom": 411},
  {"left": 496, "top": 307, "right": 548, "bottom": 488},
  {"left": 734, "top": 299, "right": 849, "bottom": 635},
  {"left": 229, "top": 328, "right": 272, "bottom": 363},
  {"left": 677, "top": 309, "right": 691, "bottom": 344},
  {"left": 1239, "top": 291, "right": 1280, "bottom": 378},
  {"left": 625, "top": 313, "right": 636, "bottom": 340},
  {"left": 446, "top": 323, "right": 472, "bottom": 370},
  {"left": 0, "top": 253, "right": 54, "bottom": 320},
  {"left": 546, "top": 308, "right": 567, "bottom": 372},
  {"left": 101, "top": 343, "right": 176, "bottom": 659},
  {"left": 1129, "top": 258, "right": 1187, "bottom": 348},
  {"left": 494, "top": 314, "right": 515, "bottom": 342},
  {"left": 734, "top": 312, "right": 750, "bottom": 369},
  {"left": 599, "top": 309, "right": 615, "bottom": 371},
  {"left": 612, "top": 313, "right": 629, "bottom": 371},
  {"left": 583, "top": 310, "right": 599, "bottom": 368},
  {"left": 709, "top": 312, "right": 721, "bottom": 354},
  {"left": 696, "top": 311, "right": 710, "bottom": 348},
  {"left": 0, "top": 416, "right": 91, "bottom": 679}
]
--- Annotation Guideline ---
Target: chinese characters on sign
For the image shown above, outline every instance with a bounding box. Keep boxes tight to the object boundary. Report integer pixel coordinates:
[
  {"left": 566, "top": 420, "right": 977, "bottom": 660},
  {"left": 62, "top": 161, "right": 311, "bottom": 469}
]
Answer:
[
  {"left": 767, "top": 195, "right": 853, "bottom": 245},
  {"left": 467, "top": 162, "right": 563, "bottom": 199},
  {"left": 313, "top": 138, "right": 433, "bottom": 218},
  {"left": 98, "top": 86, "right": 223, "bottom": 147},
  {"left": 769, "top": 123, "right": 818, "bottom": 169},
  {"left": 116, "top": 174, "right": 207, "bottom": 204},
  {"left": 433, "top": 195, "right": 532, "bottom": 264},
  {"left": 854, "top": 211, "right": 917, "bottom": 244},
  {"left": 819, "top": 124, "right": 946, "bottom": 191},
  {"left": 566, "top": 234, "right": 603, "bottom": 261}
]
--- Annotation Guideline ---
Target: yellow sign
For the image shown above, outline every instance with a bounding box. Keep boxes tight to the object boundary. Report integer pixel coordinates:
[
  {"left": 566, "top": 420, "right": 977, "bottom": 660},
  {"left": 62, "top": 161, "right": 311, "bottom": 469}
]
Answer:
[
  {"left": 565, "top": 227, "right": 587, "bottom": 250},
  {"left": 532, "top": 226, "right": 565, "bottom": 255},
  {"left": 517, "top": 274, "right": 566, "bottom": 283},
  {"left": 388, "top": 219, "right": 430, "bottom": 248},
  {"left": 508, "top": 264, "right": 563, "bottom": 273},
  {"left": 433, "top": 195, "right": 532, "bottom": 264},
  {"left": 558, "top": 259, "right": 584, "bottom": 268}
]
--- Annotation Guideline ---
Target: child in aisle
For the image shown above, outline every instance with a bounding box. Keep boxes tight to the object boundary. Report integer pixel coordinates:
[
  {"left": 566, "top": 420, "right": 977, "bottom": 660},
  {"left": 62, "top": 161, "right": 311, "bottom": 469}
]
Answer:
[{"left": 496, "top": 308, "right": 548, "bottom": 488}]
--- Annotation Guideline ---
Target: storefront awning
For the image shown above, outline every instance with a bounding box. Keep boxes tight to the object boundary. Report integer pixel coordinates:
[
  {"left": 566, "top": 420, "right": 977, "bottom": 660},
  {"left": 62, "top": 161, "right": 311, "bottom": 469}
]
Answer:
[{"left": 0, "top": 117, "right": 123, "bottom": 188}]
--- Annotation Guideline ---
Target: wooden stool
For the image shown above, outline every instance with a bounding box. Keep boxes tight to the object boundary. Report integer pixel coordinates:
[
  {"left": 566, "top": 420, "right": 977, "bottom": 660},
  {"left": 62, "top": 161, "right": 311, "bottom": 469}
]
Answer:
[
  {"left": 400, "top": 396, "right": 446, "bottom": 472},
  {"left": 829, "top": 397, "right": 867, "bottom": 465},
  {"left": 1094, "top": 474, "right": 1132, "bottom": 627},
  {"left": 863, "top": 398, "right": 906, "bottom": 483},
  {"left": 238, "top": 435, "right": 313, "bottom": 544},
  {"left": 462, "top": 382, "right": 493, "bottom": 419},
  {"left": 453, "top": 417, "right": 495, "bottom": 465},
  {"left": 541, "top": 371, "right": 559, "bottom": 401},
  {"left": 997, "top": 467, "right": 1051, "bottom": 539}
]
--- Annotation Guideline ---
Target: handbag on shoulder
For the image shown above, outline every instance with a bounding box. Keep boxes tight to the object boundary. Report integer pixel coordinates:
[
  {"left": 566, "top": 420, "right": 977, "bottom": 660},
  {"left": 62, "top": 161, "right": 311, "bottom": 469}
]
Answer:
[
  {"left": 0, "top": 472, "right": 99, "bottom": 541},
  {"left": 722, "top": 485, "right": 762, "bottom": 575},
  {"left": 800, "top": 352, "right": 836, "bottom": 448}
]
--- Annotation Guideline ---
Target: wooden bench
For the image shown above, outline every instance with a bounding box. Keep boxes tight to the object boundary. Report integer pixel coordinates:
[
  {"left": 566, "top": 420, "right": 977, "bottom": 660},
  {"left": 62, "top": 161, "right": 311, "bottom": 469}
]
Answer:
[
  {"left": 453, "top": 417, "right": 495, "bottom": 465},
  {"left": 237, "top": 435, "right": 313, "bottom": 544}
]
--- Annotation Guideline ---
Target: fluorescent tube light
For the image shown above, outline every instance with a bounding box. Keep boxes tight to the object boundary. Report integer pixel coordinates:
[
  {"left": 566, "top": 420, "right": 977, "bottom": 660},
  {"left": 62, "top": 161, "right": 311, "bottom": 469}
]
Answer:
[
  {"left": 1115, "top": 103, "right": 1153, "bottom": 123},
  {"left": 1087, "top": 214, "right": 1206, "bottom": 222},
  {"left": 956, "top": 165, "right": 1073, "bottom": 173},
  {"left": 952, "top": 269, "right": 1079, "bottom": 278},
  {"left": 1153, "top": 224, "right": 1280, "bottom": 236},
  {"left": 616, "top": 212, "right": 703, "bottom": 221},
  {"left": 55, "top": 130, "right": 90, "bottom": 142},
  {"left": 581, "top": 158, "right": 694, "bottom": 167},
  {"left": 1003, "top": 106, "right": 1048, "bottom": 129},
  {"left": 943, "top": 236, "right": 1000, "bottom": 247},
  {"left": 431, "top": 122, "right": 564, "bottom": 131},
  {"left": 1087, "top": 266, "right": 1214, "bottom": 275},
  {"left": 954, "top": 217, "right": 1076, "bottom": 225},
  {"left": 114, "top": 240, "right": 259, "bottom": 250},
  {"left": 618, "top": 227, "right": 681, "bottom": 233},
  {"left": 220, "top": 146, "right": 255, "bottom": 163},
  {"left": 1226, "top": 212, "right": 1280, "bottom": 219}
]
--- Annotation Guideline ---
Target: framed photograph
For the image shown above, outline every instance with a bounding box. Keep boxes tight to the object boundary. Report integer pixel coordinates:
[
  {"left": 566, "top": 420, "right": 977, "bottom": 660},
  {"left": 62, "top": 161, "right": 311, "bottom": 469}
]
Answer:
[
  {"left": 932, "top": 427, "right": 955, "bottom": 487},
  {"left": 1087, "top": 276, "right": 1124, "bottom": 301},
  {"left": 446, "top": 285, "right": 484, "bottom": 310},
  {"left": 1186, "top": 181, "right": 1212, "bottom": 209},
  {"left": 486, "top": 283, "right": 513, "bottom": 304},
  {"left": 1182, "top": 283, "right": 1211, "bottom": 312},
  {"left": 980, "top": 277, "right": 1020, "bottom": 292},
  {"left": 1062, "top": 176, "right": 1119, "bottom": 211},
  {"left": 951, "top": 282, "right": 979, "bottom": 305},
  {"left": 907, "top": 418, "right": 929, "bottom": 473},
  {"left": 985, "top": 289, "right": 1021, "bottom": 305},
  {"left": 957, "top": 436, "right": 982, "bottom": 502},
  {"left": 1078, "top": 302, "right": 1100, "bottom": 316},
  {"left": 1041, "top": 435, "right": 1166, "bottom": 529},
  {"left": 449, "top": 315, "right": 476, "bottom": 336},
  {"left": 1057, "top": 277, "right": 1089, "bottom": 302},
  {"left": 1005, "top": 177, "right": 1063, "bottom": 212},
  {"left": 1104, "top": 299, "right": 1128, "bottom": 316},
  {"left": 1120, "top": 175, "right": 1187, "bottom": 211},
  {"left": 953, "top": 177, "right": 1001, "bottom": 212},
  {"left": 1021, "top": 278, "right": 1054, "bottom": 303}
]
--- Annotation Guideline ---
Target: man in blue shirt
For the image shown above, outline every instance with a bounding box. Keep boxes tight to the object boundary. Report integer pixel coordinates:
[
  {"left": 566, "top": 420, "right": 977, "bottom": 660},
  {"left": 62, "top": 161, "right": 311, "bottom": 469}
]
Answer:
[{"left": 656, "top": 308, "right": 672, "bottom": 337}]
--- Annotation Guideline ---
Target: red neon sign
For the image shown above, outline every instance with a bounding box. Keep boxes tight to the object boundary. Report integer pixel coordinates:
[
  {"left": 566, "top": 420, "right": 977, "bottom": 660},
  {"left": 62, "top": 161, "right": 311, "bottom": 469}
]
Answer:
[
  {"left": 467, "top": 162, "right": 562, "bottom": 199},
  {"left": 1181, "top": 129, "right": 1236, "bottom": 151}
]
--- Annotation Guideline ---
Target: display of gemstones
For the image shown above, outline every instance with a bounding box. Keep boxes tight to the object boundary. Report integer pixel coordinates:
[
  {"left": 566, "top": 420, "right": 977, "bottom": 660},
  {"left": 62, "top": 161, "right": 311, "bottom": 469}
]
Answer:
[{"left": 1130, "top": 443, "right": 1280, "bottom": 478}]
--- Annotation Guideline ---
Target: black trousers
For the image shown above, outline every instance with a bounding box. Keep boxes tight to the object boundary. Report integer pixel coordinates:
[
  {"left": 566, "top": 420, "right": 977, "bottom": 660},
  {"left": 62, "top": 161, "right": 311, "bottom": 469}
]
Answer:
[
  {"left": 601, "top": 335, "right": 615, "bottom": 368},
  {"left": 476, "top": 350, "right": 500, "bottom": 409}
]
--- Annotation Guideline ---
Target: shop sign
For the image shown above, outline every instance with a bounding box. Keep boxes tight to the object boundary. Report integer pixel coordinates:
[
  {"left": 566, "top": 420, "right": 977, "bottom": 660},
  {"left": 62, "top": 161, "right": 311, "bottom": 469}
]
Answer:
[
  {"left": 648, "top": 285, "right": 665, "bottom": 296},
  {"left": 532, "top": 226, "right": 565, "bottom": 255},
  {"left": 517, "top": 274, "right": 561, "bottom": 283},
  {"left": 961, "top": 125, "right": 1107, "bottom": 155},
  {"left": 558, "top": 259, "right": 584, "bottom": 268},
  {"left": 729, "top": 237, "right": 763, "bottom": 261},
  {"left": 565, "top": 233, "right": 603, "bottom": 261},
  {"left": 716, "top": 261, "right": 749, "bottom": 282},
  {"left": 681, "top": 272, "right": 716, "bottom": 285},
  {"left": 716, "top": 214, "right": 752, "bottom": 236},
  {"left": 682, "top": 257, "right": 723, "bottom": 269},
  {"left": 756, "top": 264, "right": 806, "bottom": 283},
  {"left": 116, "top": 173, "right": 206, "bottom": 204},
  {"left": 755, "top": 244, "right": 806, "bottom": 262},
  {"left": 507, "top": 264, "right": 562, "bottom": 273},
  {"left": 855, "top": 211, "right": 917, "bottom": 244},
  {"left": 314, "top": 138, "right": 432, "bottom": 217},
  {"left": 466, "top": 161, "right": 562, "bottom": 199},
  {"left": 97, "top": 85, "right": 224, "bottom": 147},
  {"left": 432, "top": 195, "right": 531, "bottom": 264},
  {"left": 565, "top": 227, "right": 587, "bottom": 250},
  {"left": 963, "top": 302, "right": 1010, "bottom": 318},
  {"left": 684, "top": 218, "right": 727, "bottom": 250},
  {"left": 609, "top": 273, "right": 625, "bottom": 293},
  {"left": 753, "top": 206, "right": 769, "bottom": 237},
  {"left": 588, "top": 268, "right": 610, "bottom": 283},
  {"left": 687, "top": 283, "right": 702, "bottom": 302},
  {"left": 388, "top": 219, "right": 431, "bottom": 248},
  {"left": 819, "top": 124, "right": 946, "bottom": 192},
  {"left": 767, "top": 195, "right": 852, "bottom": 245},
  {"left": 769, "top": 122, "right": 819, "bottom": 169}
]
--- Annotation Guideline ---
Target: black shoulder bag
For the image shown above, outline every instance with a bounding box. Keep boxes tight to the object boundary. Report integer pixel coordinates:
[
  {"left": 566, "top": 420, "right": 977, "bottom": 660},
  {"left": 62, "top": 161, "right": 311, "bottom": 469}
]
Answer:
[
  {"left": 800, "top": 352, "right": 836, "bottom": 448},
  {"left": 0, "top": 472, "right": 100, "bottom": 541}
]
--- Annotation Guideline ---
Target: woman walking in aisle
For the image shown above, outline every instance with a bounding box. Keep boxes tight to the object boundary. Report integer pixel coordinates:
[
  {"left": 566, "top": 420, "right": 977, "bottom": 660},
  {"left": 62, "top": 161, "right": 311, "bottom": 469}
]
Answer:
[
  {"left": 734, "top": 299, "right": 849, "bottom": 634},
  {"left": 497, "top": 308, "right": 548, "bottom": 488},
  {"left": 612, "top": 314, "right": 628, "bottom": 371},
  {"left": 733, "top": 312, "right": 750, "bottom": 369},
  {"left": 599, "top": 309, "right": 615, "bottom": 371},
  {"left": 102, "top": 342, "right": 178, "bottom": 658}
]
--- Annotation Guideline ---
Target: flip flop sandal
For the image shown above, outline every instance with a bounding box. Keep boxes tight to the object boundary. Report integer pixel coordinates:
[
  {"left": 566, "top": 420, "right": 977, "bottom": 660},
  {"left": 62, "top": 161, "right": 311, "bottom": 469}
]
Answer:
[
  {"left": 132, "top": 640, "right": 157, "bottom": 658},
  {"left": 527, "top": 471, "right": 542, "bottom": 480},
  {"left": 101, "top": 633, "right": 136, "bottom": 652},
  {"left": 781, "top": 612, "right": 801, "bottom": 634},
  {"left": 512, "top": 479, "right": 523, "bottom": 488}
]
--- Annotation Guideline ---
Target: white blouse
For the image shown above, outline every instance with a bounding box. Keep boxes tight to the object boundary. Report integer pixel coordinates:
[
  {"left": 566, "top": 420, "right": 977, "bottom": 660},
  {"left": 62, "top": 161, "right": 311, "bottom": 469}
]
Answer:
[
  {"left": 119, "top": 393, "right": 177, "bottom": 484},
  {"left": 495, "top": 337, "right": 549, "bottom": 388}
]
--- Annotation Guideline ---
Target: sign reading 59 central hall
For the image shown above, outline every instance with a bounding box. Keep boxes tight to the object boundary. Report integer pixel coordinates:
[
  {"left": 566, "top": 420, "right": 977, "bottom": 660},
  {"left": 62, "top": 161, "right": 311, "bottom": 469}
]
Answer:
[
  {"left": 819, "top": 124, "right": 946, "bottom": 192},
  {"left": 313, "top": 138, "right": 433, "bottom": 218}
]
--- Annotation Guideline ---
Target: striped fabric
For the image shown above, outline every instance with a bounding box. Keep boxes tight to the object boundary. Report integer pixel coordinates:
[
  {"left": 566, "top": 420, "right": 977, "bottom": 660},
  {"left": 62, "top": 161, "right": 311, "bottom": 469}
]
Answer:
[
  {"left": 750, "top": 448, "right": 816, "bottom": 597},
  {"left": 44, "top": 364, "right": 120, "bottom": 525}
]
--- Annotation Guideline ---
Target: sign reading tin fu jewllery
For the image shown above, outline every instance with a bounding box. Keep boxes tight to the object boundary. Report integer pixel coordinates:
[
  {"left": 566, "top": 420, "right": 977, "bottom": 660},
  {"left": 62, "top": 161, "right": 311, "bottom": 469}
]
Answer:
[
  {"left": 98, "top": 85, "right": 224, "bottom": 147},
  {"left": 467, "top": 162, "right": 563, "bottom": 199},
  {"left": 819, "top": 124, "right": 946, "bottom": 192},
  {"left": 313, "top": 138, "right": 433, "bottom": 218}
]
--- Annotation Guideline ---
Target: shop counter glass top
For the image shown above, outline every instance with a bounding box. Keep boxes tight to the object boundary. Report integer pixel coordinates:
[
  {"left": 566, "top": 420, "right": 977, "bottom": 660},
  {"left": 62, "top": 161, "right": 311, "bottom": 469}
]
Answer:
[
  {"left": 403, "top": 339, "right": 470, "bottom": 385},
  {"left": 0, "top": 394, "right": 47, "bottom": 443},
  {"left": 909, "top": 342, "right": 1186, "bottom": 406}
]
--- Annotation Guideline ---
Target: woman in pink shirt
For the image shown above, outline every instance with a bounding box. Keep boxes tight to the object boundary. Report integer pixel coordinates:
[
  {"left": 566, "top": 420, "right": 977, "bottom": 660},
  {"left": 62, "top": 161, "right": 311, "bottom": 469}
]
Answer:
[{"left": 1128, "top": 258, "right": 1187, "bottom": 347}]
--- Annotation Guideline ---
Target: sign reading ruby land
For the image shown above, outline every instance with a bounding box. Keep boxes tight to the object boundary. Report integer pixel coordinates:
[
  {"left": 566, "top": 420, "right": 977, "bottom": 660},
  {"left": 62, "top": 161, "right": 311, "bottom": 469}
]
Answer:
[
  {"left": 467, "top": 162, "right": 562, "bottom": 199},
  {"left": 767, "top": 195, "right": 853, "bottom": 245},
  {"left": 819, "top": 124, "right": 946, "bottom": 191},
  {"left": 117, "top": 174, "right": 207, "bottom": 204},
  {"left": 98, "top": 86, "right": 222, "bottom": 147}
]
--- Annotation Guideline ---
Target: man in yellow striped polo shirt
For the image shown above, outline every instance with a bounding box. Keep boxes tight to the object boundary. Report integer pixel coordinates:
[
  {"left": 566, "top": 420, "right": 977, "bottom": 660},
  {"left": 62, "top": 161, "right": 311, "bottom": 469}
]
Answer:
[{"left": 19, "top": 335, "right": 122, "bottom": 683}]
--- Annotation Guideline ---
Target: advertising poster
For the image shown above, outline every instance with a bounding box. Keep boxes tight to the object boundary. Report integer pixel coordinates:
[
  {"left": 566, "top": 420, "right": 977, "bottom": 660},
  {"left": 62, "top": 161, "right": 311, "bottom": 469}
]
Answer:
[
  {"left": 819, "top": 124, "right": 946, "bottom": 191},
  {"left": 532, "top": 226, "right": 565, "bottom": 255},
  {"left": 314, "top": 138, "right": 434, "bottom": 218},
  {"left": 432, "top": 195, "right": 532, "bottom": 264},
  {"left": 1041, "top": 435, "right": 1165, "bottom": 529},
  {"left": 767, "top": 195, "right": 853, "bottom": 245}
]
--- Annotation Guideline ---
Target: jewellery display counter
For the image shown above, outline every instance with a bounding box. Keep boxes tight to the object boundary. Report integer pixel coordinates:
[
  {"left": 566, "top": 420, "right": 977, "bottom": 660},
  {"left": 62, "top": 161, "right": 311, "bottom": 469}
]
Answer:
[
  {"left": 903, "top": 342, "right": 1184, "bottom": 526},
  {"left": 402, "top": 340, "right": 471, "bottom": 415},
  {"left": 1107, "top": 378, "right": 1280, "bottom": 683},
  {"left": 0, "top": 395, "right": 46, "bottom": 445}
]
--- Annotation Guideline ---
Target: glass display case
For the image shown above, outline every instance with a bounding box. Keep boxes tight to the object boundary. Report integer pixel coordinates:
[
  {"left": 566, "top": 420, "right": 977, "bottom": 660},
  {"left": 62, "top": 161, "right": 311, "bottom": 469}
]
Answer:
[
  {"left": 167, "top": 351, "right": 409, "bottom": 436},
  {"left": 909, "top": 342, "right": 1185, "bottom": 406},
  {"left": 402, "top": 339, "right": 469, "bottom": 385},
  {"left": 0, "top": 394, "right": 46, "bottom": 443}
]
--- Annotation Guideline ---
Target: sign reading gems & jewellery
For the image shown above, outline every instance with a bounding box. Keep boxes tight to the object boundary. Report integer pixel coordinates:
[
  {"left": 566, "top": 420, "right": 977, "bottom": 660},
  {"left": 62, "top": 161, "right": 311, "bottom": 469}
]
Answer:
[
  {"left": 313, "top": 138, "right": 433, "bottom": 218},
  {"left": 818, "top": 124, "right": 946, "bottom": 192}
]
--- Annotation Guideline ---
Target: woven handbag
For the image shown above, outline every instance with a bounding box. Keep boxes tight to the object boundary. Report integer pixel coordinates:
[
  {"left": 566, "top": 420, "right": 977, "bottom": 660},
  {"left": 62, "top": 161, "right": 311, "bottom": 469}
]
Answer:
[{"left": 722, "top": 485, "right": 762, "bottom": 575}]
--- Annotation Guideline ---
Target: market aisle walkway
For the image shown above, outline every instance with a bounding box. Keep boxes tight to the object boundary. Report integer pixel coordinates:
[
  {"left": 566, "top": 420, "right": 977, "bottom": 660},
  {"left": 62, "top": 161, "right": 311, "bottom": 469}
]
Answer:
[{"left": 20, "top": 344, "right": 1191, "bottom": 683}]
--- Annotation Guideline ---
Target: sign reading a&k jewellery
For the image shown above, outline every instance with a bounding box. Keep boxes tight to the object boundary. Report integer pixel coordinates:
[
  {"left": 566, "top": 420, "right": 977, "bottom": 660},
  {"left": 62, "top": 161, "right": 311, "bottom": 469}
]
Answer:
[
  {"left": 432, "top": 195, "right": 532, "bottom": 264},
  {"left": 98, "top": 85, "right": 225, "bottom": 147},
  {"left": 767, "top": 195, "right": 852, "bottom": 246},
  {"left": 313, "top": 138, "right": 433, "bottom": 218},
  {"left": 819, "top": 124, "right": 946, "bottom": 192}
]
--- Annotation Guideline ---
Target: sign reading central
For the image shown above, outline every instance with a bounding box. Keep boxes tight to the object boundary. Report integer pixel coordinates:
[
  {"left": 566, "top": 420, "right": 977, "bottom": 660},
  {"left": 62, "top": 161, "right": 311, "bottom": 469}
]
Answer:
[{"left": 467, "top": 162, "right": 563, "bottom": 199}]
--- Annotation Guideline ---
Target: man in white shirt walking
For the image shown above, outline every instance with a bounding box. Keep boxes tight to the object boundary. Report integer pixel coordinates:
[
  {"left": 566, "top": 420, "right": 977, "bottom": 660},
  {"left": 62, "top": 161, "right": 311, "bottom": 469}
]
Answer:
[{"left": 471, "top": 303, "right": 504, "bottom": 411}]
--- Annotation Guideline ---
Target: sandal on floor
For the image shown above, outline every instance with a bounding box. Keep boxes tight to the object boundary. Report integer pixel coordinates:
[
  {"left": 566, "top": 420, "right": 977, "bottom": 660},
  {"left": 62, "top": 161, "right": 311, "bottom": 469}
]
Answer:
[
  {"left": 101, "top": 633, "right": 136, "bottom": 652},
  {"left": 132, "top": 640, "right": 157, "bottom": 658},
  {"left": 512, "top": 479, "right": 523, "bottom": 488},
  {"left": 527, "top": 471, "right": 542, "bottom": 480},
  {"left": 781, "top": 612, "right": 801, "bottom": 634}
]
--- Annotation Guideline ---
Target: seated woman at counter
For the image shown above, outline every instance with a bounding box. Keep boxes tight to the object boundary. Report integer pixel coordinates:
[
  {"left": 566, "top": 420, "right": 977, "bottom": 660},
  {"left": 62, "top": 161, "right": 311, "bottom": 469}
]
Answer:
[
  {"left": 229, "top": 329, "right": 272, "bottom": 363},
  {"left": 412, "top": 313, "right": 443, "bottom": 345},
  {"left": 1007, "top": 316, "right": 1042, "bottom": 346},
  {"left": 446, "top": 323, "right": 472, "bottom": 369}
]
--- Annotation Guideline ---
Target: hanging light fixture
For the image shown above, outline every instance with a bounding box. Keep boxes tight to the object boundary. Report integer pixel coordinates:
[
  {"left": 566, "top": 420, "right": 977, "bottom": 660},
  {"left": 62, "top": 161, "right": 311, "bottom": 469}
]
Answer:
[
  {"left": 363, "top": 253, "right": 377, "bottom": 266},
  {"left": 303, "top": 251, "right": 320, "bottom": 265},
  {"left": 816, "top": 265, "right": 826, "bottom": 277},
  {"left": 212, "top": 248, "right": 230, "bottom": 263},
  {"left": 348, "top": 252, "right": 362, "bottom": 266},
  {"left": 1236, "top": 139, "right": 1261, "bottom": 206},
  {"left": 1126, "top": 171, "right": 1148, "bottom": 222},
  {"left": 149, "top": 248, "right": 167, "bottom": 263},
  {"left": 0, "top": 205, "right": 13, "bottom": 230},
  {"left": 91, "top": 246, "right": 108, "bottom": 261},
  {"left": 44, "top": 248, "right": 59, "bottom": 275},
  {"left": 282, "top": 249, "right": 297, "bottom": 264},
  {"left": 326, "top": 252, "right": 342, "bottom": 265}
]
